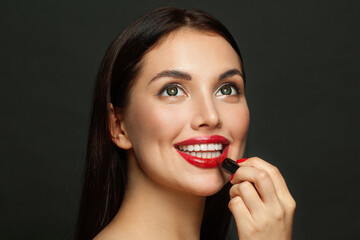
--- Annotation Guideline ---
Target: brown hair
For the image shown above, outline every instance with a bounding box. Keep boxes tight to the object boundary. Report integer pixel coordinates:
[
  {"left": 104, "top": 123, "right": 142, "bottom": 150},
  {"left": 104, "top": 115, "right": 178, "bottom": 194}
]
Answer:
[{"left": 76, "top": 6, "right": 245, "bottom": 240}]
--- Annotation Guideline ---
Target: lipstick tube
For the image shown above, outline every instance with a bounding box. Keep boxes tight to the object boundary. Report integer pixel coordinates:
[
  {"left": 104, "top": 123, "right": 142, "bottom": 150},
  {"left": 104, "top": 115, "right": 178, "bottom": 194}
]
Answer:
[{"left": 221, "top": 158, "right": 239, "bottom": 174}]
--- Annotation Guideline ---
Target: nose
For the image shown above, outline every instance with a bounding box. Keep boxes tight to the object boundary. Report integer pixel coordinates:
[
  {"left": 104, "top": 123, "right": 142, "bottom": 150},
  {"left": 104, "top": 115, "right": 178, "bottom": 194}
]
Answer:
[{"left": 190, "top": 94, "right": 222, "bottom": 130}]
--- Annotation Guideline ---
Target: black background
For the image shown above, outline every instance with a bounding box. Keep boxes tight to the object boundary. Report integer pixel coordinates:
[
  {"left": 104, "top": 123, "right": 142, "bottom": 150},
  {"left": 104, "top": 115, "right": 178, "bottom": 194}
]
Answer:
[{"left": 1, "top": 0, "right": 359, "bottom": 239}]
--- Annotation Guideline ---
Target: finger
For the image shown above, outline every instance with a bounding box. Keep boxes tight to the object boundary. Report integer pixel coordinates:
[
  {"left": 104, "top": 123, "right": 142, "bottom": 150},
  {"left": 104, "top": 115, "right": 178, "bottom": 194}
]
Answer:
[
  {"left": 228, "top": 196, "right": 253, "bottom": 223},
  {"left": 238, "top": 157, "right": 293, "bottom": 203},
  {"left": 230, "top": 181, "right": 264, "bottom": 215},
  {"left": 230, "top": 166, "right": 279, "bottom": 205}
]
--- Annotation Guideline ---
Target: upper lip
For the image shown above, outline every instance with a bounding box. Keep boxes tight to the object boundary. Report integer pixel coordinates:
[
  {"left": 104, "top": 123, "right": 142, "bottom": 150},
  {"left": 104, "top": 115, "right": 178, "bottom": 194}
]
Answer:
[{"left": 174, "top": 135, "right": 230, "bottom": 147}]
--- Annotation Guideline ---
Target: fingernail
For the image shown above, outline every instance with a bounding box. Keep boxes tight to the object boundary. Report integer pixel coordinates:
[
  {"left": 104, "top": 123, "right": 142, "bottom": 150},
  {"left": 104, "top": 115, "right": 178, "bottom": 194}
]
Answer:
[
  {"left": 236, "top": 158, "right": 248, "bottom": 163},
  {"left": 229, "top": 174, "right": 234, "bottom": 182}
]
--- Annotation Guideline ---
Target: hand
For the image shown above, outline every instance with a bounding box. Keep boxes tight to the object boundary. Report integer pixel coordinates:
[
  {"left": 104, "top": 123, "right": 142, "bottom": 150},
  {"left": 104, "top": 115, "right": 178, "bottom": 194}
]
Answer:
[{"left": 228, "top": 157, "right": 296, "bottom": 240}]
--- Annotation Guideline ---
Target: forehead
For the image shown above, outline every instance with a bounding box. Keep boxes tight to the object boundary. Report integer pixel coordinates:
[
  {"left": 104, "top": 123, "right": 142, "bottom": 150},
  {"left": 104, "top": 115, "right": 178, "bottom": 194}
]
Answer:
[{"left": 136, "top": 29, "right": 242, "bottom": 81}]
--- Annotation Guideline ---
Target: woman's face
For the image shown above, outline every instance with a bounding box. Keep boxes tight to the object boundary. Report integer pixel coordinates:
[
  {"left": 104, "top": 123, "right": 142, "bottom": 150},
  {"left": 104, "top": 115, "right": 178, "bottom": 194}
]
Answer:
[{"left": 121, "top": 29, "right": 249, "bottom": 196}]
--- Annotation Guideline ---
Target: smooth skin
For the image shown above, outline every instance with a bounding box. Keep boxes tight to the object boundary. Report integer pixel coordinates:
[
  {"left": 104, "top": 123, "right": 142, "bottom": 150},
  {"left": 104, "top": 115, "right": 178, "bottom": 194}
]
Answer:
[{"left": 97, "top": 28, "right": 295, "bottom": 240}]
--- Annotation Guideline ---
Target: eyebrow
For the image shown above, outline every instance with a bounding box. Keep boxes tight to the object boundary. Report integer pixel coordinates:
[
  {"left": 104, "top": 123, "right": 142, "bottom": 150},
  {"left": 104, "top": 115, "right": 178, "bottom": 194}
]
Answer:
[
  {"left": 149, "top": 68, "right": 243, "bottom": 84},
  {"left": 219, "top": 69, "right": 243, "bottom": 81},
  {"left": 150, "top": 70, "right": 191, "bottom": 83}
]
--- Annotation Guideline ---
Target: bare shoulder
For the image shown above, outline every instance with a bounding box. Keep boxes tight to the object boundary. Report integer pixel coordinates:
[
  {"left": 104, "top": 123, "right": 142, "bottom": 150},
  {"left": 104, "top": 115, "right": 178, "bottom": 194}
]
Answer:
[
  {"left": 93, "top": 227, "right": 120, "bottom": 240},
  {"left": 93, "top": 224, "right": 141, "bottom": 240}
]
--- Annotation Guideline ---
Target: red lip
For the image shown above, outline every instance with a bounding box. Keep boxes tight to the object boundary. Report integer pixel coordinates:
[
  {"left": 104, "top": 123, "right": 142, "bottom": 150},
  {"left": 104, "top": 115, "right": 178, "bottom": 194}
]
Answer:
[{"left": 174, "top": 135, "right": 230, "bottom": 168}]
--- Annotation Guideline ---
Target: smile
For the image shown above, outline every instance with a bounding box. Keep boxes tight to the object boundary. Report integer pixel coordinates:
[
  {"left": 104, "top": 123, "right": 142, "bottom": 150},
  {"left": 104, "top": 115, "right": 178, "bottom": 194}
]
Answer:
[
  {"left": 177, "top": 143, "right": 223, "bottom": 158},
  {"left": 174, "top": 135, "right": 229, "bottom": 168}
]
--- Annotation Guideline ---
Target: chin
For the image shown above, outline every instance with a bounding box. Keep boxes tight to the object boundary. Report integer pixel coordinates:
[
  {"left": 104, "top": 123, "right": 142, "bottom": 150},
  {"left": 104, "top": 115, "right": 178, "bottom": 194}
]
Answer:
[
  {"left": 190, "top": 185, "right": 226, "bottom": 197},
  {"left": 183, "top": 176, "right": 227, "bottom": 197}
]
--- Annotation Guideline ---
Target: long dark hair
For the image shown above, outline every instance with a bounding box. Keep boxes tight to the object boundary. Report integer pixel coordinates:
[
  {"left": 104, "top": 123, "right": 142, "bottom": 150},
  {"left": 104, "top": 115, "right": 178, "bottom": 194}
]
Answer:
[{"left": 76, "top": 6, "right": 245, "bottom": 240}]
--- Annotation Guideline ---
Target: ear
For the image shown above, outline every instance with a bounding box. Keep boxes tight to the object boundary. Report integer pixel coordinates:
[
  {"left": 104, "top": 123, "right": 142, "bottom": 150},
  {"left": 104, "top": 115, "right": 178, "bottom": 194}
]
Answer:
[{"left": 108, "top": 103, "right": 132, "bottom": 150}]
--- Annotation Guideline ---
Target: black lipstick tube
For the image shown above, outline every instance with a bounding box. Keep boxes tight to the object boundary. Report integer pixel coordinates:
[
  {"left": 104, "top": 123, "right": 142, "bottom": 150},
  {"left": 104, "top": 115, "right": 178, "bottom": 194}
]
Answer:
[{"left": 221, "top": 158, "right": 239, "bottom": 174}]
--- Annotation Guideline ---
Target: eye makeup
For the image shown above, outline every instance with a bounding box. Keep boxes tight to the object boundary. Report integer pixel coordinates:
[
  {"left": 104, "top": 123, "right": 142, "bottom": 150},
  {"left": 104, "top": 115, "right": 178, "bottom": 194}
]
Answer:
[
  {"left": 215, "top": 82, "right": 241, "bottom": 96},
  {"left": 221, "top": 78, "right": 243, "bottom": 91},
  {"left": 157, "top": 81, "right": 243, "bottom": 97},
  {"left": 157, "top": 83, "right": 187, "bottom": 97}
]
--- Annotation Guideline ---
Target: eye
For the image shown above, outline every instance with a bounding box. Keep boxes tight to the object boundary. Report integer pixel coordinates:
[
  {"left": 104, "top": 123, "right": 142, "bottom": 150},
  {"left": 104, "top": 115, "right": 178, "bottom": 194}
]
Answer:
[
  {"left": 159, "top": 84, "right": 185, "bottom": 97},
  {"left": 216, "top": 83, "right": 240, "bottom": 96}
]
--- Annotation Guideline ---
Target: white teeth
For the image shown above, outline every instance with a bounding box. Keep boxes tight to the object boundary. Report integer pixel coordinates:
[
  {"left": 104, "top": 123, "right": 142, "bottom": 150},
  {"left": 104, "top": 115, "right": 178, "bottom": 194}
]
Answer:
[
  {"left": 208, "top": 144, "right": 215, "bottom": 151},
  {"left": 177, "top": 142, "right": 226, "bottom": 159},
  {"left": 177, "top": 143, "right": 224, "bottom": 152},
  {"left": 200, "top": 144, "right": 207, "bottom": 151},
  {"left": 180, "top": 151, "right": 222, "bottom": 159},
  {"left": 214, "top": 144, "right": 222, "bottom": 150}
]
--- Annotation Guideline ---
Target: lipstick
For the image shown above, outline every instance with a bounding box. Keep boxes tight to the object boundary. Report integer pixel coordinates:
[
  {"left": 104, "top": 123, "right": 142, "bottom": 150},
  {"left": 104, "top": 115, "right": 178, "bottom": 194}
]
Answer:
[
  {"left": 221, "top": 158, "right": 239, "bottom": 174},
  {"left": 175, "top": 135, "right": 229, "bottom": 168}
]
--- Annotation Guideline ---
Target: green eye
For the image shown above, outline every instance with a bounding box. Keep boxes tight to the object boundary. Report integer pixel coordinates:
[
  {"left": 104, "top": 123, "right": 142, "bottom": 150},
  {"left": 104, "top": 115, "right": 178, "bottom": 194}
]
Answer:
[
  {"left": 220, "top": 85, "right": 232, "bottom": 95},
  {"left": 216, "top": 84, "right": 238, "bottom": 96},
  {"left": 160, "top": 85, "right": 185, "bottom": 97},
  {"left": 166, "top": 86, "right": 178, "bottom": 96}
]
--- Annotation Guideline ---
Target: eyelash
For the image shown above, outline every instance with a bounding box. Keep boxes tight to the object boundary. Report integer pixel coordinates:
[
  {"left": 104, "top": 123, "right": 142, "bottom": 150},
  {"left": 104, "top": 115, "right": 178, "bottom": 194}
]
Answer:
[
  {"left": 158, "top": 83, "right": 186, "bottom": 96},
  {"left": 157, "top": 82, "right": 242, "bottom": 97},
  {"left": 216, "top": 82, "right": 241, "bottom": 96}
]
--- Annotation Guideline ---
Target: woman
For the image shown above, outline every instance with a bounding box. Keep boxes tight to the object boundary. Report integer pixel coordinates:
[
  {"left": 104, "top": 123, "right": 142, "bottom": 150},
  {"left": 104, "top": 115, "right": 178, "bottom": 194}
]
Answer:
[{"left": 76, "top": 7, "right": 295, "bottom": 240}]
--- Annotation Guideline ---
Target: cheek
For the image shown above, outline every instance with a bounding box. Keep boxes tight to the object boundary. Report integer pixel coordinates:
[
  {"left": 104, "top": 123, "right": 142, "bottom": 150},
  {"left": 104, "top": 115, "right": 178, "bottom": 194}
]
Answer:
[
  {"left": 219, "top": 103, "right": 249, "bottom": 157},
  {"left": 125, "top": 99, "right": 189, "bottom": 148},
  {"left": 221, "top": 103, "right": 250, "bottom": 135}
]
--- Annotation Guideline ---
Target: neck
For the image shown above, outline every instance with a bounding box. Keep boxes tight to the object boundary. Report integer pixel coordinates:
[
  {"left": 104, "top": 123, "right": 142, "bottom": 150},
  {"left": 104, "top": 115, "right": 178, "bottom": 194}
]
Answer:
[{"left": 106, "top": 155, "right": 206, "bottom": 240}]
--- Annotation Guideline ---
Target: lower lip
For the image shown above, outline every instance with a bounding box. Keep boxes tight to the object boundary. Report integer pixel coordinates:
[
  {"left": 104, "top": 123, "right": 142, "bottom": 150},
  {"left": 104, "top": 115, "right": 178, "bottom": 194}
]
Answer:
[{"left": 175, "top": 146, "right": 229, "bottom": 168}]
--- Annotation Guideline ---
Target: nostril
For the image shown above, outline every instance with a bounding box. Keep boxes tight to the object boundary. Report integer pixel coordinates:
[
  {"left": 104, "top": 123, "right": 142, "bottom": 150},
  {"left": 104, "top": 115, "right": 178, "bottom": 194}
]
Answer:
[
  {"left": 189, "top": 98, "right": 222, "bottom": 130},
  {"left": 196, "top": 117, "right": 222, "bottom": 129}
]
